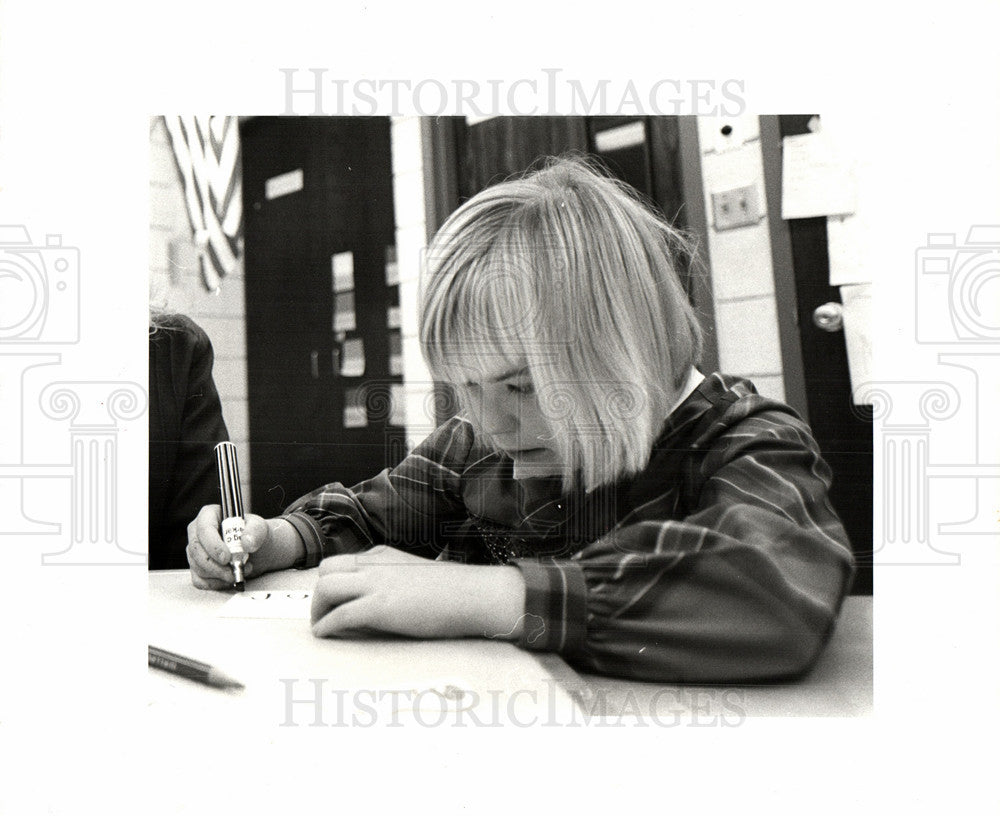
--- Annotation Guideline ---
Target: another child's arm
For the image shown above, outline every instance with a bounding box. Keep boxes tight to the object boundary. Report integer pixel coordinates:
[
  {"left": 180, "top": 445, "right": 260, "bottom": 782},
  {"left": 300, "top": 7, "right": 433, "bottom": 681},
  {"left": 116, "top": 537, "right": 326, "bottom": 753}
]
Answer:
[{"left": 150, "top": 315, "right": 230, "bottom": 569}]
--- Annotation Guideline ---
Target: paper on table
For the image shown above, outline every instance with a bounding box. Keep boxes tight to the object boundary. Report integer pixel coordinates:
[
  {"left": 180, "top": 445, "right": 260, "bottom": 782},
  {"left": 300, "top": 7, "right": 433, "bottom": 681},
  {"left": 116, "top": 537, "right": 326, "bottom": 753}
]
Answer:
[
  {"left": 839, "top": 283, "right": 872, "bottom": 404},
  {"left": 218, "top": 590, "right": 312, "bottom": 619},
  {"left": 781, "top": 131, "right": 857, "bottom": 219}
]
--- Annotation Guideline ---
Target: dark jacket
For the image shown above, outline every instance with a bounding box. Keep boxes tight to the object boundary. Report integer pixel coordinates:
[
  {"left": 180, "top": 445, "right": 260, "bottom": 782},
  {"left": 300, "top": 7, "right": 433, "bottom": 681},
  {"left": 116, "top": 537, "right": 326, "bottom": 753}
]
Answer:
[{"left": 149, "top": 313, "right": 229, "bottom": 569}]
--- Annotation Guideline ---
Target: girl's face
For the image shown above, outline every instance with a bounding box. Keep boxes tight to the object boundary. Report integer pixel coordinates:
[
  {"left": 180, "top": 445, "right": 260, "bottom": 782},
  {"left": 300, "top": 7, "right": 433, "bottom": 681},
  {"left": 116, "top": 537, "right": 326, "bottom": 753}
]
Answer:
[{"left": 462, "top": 360, "right": 562, "bottom": 480}]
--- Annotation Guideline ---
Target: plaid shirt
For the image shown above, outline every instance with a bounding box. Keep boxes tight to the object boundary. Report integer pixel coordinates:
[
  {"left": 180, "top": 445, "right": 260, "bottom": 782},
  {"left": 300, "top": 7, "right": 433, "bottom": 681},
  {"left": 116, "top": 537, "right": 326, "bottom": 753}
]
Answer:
[{"left": 284, "top": 373, "right": 854, "bottom": 682}]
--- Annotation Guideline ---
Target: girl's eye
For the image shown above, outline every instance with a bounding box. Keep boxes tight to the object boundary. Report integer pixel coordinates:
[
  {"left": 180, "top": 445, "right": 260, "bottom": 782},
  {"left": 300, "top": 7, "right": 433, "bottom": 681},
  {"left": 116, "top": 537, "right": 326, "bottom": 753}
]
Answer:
[{"left": 507, "top": 382, "right": 534, "bottom": 396}]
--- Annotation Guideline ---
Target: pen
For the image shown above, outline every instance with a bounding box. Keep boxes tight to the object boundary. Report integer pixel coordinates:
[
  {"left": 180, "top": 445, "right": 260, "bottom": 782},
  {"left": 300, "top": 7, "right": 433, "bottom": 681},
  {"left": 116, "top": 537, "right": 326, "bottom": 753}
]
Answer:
[
  {"left": 215, "top": 441, "right": 247, "bottom": 591},
  {"left": 148, "top": 645, "right": 244, "bottom": 690}
]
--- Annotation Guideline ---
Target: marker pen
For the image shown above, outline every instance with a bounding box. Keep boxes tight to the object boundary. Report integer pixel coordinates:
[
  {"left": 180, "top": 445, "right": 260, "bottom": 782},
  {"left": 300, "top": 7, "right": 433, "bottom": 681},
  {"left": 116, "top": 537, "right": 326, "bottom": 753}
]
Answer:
[{"left": 215, "top": 441, "right": 247, "bottom": 591}]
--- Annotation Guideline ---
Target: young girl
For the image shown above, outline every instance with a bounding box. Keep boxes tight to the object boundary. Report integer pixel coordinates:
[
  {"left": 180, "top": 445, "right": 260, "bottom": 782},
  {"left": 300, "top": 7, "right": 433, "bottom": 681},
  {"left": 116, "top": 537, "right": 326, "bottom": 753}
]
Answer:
[{"left": 186, "top": 156, "right": 854, "bottom": 683}]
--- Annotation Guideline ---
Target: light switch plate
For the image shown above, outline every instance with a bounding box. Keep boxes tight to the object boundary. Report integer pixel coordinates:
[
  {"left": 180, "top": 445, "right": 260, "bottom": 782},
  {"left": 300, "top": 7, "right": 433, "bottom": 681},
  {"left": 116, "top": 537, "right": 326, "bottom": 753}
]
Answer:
[{"left": 711, "top": 184, "right": 763, "bottom": 231}]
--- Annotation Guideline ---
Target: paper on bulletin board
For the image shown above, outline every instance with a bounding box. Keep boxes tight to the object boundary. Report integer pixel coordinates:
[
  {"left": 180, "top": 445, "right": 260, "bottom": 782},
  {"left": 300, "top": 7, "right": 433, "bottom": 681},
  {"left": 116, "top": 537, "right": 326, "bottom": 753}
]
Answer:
[
  {"left": 386, "top": 305, "right": 401, "bottom": 330},
  {"left": 389, "top": 331, "right": 403, "bottom": 376},
  {"left": 341, "top": 338, "right": 365, "bottom": 376},
  {"left": 385, "top": 245, "right": 400, "bottom": 286},
  {"left": 344, "top": 386, "right": 367, "bottom": 428},
  {"left": 218, "top": 590, "right": 312, "bottom": 619},
  {"left": 781, "top": 131, "right": 858, "bottom": 219},
  {"left": 827, "top": 213, "right": 872, "bottom": 286},
  {"left": 389, "top": 384, "right": 406, "bottom": 427},
  {"left": 265, "top": 168, "right": 304, "bottom": 201},
  {"left": 332, "top": 251, "right": 355, "bottom": 293},
  {"left": 839, "top": 283, "right": 872, "bottom": 404},
  {"left": 333, "top": 291, "right": 356, "bottom": 332}
]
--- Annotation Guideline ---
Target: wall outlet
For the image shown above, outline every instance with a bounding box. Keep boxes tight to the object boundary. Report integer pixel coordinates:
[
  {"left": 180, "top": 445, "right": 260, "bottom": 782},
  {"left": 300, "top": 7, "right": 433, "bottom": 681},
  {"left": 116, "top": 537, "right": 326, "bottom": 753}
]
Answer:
[{"left": 711, "top": 184, "right": 763, "bottom": 231}]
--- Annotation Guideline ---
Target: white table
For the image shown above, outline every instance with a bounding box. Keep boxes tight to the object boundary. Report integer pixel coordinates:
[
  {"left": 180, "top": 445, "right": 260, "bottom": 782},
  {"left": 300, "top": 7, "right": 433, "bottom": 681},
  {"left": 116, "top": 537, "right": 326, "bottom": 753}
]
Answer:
[
  {"left": 148, "top": 569, "right": 584, "bottom": 728},
  {"left": 149, "top": 570, "right": 872, "bottom": 727}
]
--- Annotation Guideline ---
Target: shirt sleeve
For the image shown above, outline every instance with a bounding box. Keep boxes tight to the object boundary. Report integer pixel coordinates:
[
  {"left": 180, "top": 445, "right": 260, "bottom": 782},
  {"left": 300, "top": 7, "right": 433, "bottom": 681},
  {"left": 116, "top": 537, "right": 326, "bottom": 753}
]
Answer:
[
  {"left": 511, "top": 409, "right": 855, "bottom": 683},
  {"left": 281, "top": 417, "right": 476, "bottom": 568},
  {"left": 151, "top": 320, "right": 230, "bottom": 569}
]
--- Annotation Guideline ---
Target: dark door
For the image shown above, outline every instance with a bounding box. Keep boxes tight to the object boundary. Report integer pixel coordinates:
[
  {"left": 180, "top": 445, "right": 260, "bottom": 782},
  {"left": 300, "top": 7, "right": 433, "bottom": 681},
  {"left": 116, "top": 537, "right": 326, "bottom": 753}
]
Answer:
[
  {"left": 772, "top": 114, "right": 874, "bottom": 595},
  {"left": 241, "top": 117, "right": 404, "bottom": 515},
  {"left": 451, "top": 117, "right": 694, "bottom": 291},
  {"left": 436, "top": 115, "right": 717, "bottom": 370}
]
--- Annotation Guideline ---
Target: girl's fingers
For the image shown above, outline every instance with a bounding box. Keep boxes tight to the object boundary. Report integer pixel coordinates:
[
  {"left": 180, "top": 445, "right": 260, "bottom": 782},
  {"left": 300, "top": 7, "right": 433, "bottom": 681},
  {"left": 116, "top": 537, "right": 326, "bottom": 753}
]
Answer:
[
  {"left": 240, "top": 514, "right": 269, "bottom": 554},
  {"left": 310, "top": 573, "right": 368, "bottom": 623},
  {"left": 192, "top": 505, "right": 230, "bottom": 565},
  {"left": 317, "top": 554, "right": 361, "bottom": 576},
  {"left": 311, "top": 596, "right": 378, "bottom": 638},
  {"left": 186, "top": 541, "right": 233, "bottom": 584},
  {"left": 190, "top": 568, "right": 232, "bottom": 591}
]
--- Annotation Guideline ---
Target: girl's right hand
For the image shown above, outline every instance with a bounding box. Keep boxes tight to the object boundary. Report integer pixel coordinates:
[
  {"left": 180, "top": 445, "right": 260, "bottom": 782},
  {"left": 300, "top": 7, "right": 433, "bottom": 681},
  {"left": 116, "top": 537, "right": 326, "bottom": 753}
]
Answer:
[{"left": 186, "top": 505, "right": 300, "bottom": 590}]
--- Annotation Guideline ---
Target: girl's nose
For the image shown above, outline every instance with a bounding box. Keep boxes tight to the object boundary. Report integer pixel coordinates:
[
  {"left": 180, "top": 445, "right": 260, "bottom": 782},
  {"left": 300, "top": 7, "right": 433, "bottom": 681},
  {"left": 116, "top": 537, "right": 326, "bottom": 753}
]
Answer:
[{"left": 476, "top": 385, "right": 519, "bottom": 436}]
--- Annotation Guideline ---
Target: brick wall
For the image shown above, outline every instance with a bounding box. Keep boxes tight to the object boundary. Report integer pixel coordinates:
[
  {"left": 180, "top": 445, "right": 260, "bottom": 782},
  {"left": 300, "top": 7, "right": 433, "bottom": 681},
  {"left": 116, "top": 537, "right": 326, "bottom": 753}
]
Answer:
[
  {"left": 148, "top": 117, "right": 251, "bottom": 503},
  {"left": 696, "top": 115, "right": 786, "bottom": 401}
]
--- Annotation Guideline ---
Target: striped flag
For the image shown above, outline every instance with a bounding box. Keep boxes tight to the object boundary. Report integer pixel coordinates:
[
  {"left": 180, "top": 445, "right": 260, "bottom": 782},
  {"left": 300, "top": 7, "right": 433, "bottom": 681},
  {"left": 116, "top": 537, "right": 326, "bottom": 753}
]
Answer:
[{"left": 163, "top": 116, "right": 242, "bottom": 291}]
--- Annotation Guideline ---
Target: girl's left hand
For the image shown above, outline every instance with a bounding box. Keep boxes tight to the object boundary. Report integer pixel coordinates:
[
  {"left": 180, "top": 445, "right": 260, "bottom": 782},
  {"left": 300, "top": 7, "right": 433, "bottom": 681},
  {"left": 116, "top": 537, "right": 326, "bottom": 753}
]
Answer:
[{"left": 310, "top": 545, "right": 527, "bottom": 640}]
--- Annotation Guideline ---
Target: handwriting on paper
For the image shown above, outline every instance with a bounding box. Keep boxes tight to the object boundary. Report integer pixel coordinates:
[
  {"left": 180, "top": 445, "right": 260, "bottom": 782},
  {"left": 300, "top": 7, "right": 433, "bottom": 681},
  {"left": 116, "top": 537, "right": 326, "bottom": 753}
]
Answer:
[{"left": 218, "top": 590, "right": 312, "bottom": 619}]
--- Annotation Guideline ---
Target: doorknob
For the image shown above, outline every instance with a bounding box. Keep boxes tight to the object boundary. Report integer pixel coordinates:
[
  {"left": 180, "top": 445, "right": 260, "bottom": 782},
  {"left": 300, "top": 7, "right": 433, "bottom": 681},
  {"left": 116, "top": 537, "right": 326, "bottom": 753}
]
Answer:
[{"left": 812, "top": 302, "right": 844, "bottom": 332}]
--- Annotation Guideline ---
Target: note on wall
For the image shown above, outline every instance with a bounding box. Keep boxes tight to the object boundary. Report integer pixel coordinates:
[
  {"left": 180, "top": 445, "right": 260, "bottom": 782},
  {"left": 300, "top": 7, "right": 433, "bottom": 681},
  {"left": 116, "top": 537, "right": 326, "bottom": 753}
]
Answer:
[
  {"left": 389, "top": 331, "right": 403, "bottom": 376},
  {"left": 265, "top": 168, "right": 304, "bottom": 201},
  {"left": 387, "top": 305, "right": 402, "bottom": 330},
  {"left": 333, "top": 291, "right": 356, "bottom": 332},
  {"left": 781, "top": 131, "right": 857, "bottom": 219},
  {"left": 593, "top": 120, "right": 646, "bottom": 153},
  {"left": 344, "top": 386, "right": 367, "bottom": 428},
  {"left": 385, "top": 245, "right": 400, "bottom": 286},
  {"left": 389, "top": 384, "right": 406, "bottom": 427},
  {"left": 840, "top": 283, "right": 872, "bottom": 404},
  {"left": 341, "top": 338, "right": 365, "bottom": 377},
  {"left": 332, "top": 251, "right": 355, "bottom": 293},
  {"left": 827, "top": 213, "right": 873, "bottom": 286},
  {"left": 218, "top": 590, "right": 312, "bottom": 619}
]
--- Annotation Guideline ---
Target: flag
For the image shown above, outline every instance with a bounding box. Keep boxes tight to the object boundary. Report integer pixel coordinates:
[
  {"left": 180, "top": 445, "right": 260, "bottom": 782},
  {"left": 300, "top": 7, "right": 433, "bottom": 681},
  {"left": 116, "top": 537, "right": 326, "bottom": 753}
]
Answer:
[{"left": 164, "top": 116, "right": 242, "bottom": 291}]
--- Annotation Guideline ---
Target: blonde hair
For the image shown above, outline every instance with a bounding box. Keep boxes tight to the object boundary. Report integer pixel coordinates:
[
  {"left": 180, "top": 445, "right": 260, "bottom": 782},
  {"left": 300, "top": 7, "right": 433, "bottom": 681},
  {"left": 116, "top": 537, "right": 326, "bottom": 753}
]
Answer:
[{"left": 420, "top": 156, "right": 703, "bottom": 492}]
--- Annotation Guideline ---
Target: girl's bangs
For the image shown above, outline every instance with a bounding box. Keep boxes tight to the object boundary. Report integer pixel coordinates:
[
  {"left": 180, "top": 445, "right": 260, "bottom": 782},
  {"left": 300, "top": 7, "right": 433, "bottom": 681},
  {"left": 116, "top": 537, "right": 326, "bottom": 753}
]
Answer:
[{"left": 423, "top": 235, "right": 537, "bottom": 386}]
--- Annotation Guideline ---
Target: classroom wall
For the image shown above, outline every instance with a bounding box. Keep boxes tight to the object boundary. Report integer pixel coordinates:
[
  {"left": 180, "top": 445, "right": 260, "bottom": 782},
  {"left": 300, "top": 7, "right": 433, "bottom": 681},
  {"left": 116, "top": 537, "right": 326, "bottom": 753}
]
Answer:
[
  {"left": 149, "top": 116, "right": 438, "bottom": 502},
  {"left": 148, "top": 115, "right": 791, "bottom": 496},
  {"left": 696, "top": 115, "right": 786, "bottom": 401},
  {"left": 148, "top": 117, "right": 252, "bottom": 503}
]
